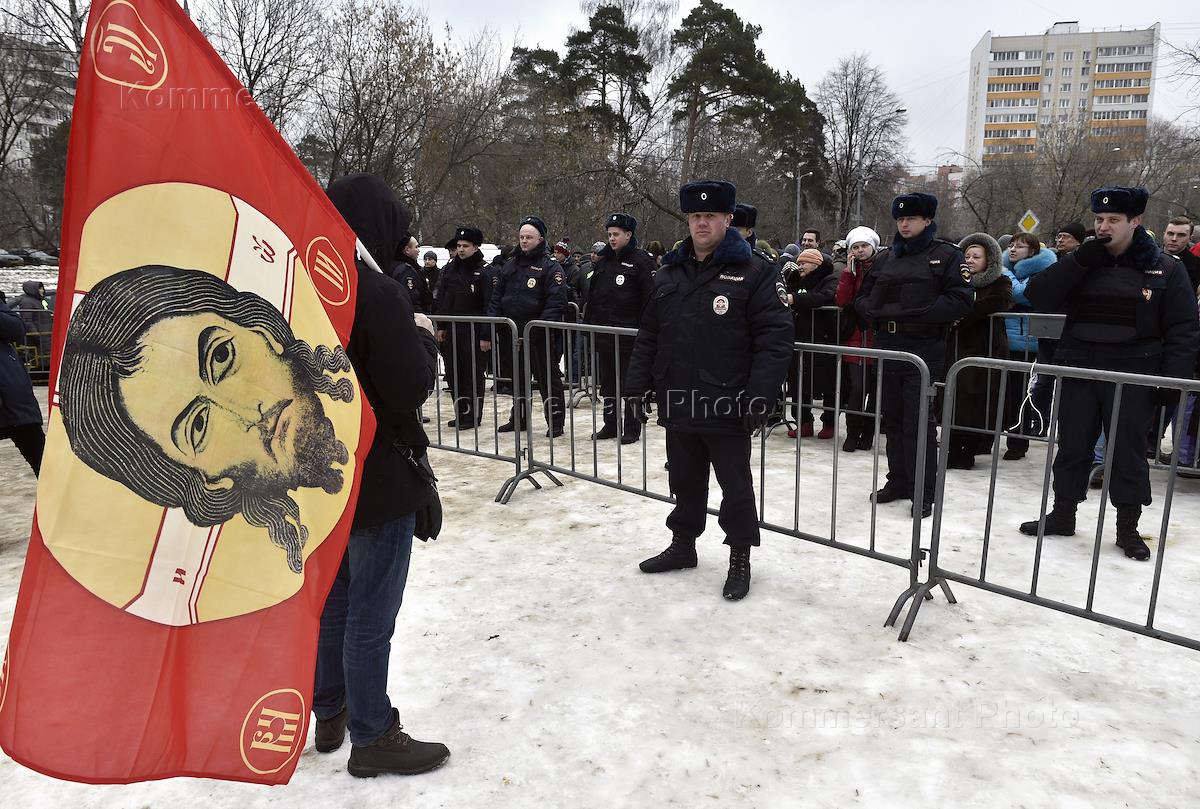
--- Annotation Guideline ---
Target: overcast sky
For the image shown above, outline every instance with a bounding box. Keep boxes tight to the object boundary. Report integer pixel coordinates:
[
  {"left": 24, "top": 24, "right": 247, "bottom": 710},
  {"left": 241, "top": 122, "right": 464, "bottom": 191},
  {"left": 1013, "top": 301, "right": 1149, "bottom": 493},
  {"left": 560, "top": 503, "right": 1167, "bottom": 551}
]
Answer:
[{"left": 422, "top": 0, "right": 1199, "bottom": 170}]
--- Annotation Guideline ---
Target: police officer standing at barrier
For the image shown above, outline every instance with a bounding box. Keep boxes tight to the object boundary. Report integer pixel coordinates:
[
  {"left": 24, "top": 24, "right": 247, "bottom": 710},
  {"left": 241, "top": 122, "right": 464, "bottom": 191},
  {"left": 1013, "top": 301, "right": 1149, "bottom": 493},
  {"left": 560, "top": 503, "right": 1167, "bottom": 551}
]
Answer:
[
  {"left": 855, "top": 192, "right": 972, "bottom": 517},
  {"left": 434, "top": 226, "right": 490, "bottom": 429},
  {"left": 586, "top": 212, "right": 656, "bottom": 444},
  {"left": 486, "top": 215, "right": 568, "bottom": 437},
  {"left": 1019, "top": 187, "right": 1199, "bottom": 560},
  {"left": 732, "top": 203, "right": 776, "bottom": 274},
  {"left": 626, "top": 180, "right": 793, "bottom": 600}
]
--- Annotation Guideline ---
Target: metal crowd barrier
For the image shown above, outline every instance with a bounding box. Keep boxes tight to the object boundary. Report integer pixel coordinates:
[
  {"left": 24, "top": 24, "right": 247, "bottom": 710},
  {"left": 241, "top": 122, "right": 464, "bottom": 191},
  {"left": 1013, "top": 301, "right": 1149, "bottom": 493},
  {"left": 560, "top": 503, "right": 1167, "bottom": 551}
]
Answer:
[
  {"left": 897, "top": 357, "right": 1200, "bottom": 650},
  {"left": 426, "top": 314, "right": 558, "bottom": 502},
  {"left": 501, "top": 318, "right": 944, "bottom": 629},
  {"left": 8, "top": 307, "right": 54, "bottom": 382}
]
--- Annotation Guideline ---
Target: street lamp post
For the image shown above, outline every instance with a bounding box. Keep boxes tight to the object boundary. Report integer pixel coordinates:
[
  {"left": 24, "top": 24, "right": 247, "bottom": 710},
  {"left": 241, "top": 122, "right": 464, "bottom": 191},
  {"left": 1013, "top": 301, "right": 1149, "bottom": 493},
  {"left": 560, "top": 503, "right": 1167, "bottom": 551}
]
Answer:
[{"left": 794, "top": 169, "right": 814, "bottom": 245}]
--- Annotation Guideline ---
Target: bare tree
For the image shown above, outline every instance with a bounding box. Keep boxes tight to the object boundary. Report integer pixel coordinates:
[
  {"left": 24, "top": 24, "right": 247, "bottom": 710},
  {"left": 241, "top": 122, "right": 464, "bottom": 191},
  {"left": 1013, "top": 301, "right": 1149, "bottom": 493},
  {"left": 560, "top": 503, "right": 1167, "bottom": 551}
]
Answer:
[
  {"left": 3, "top": 0, "right": 88, "bottom": 62},
  {"left": 815, "top": 53, "right": 908, "bottom": 234},
  {"left": 200, "top": 0, "right": 328, "bottom": 135}
]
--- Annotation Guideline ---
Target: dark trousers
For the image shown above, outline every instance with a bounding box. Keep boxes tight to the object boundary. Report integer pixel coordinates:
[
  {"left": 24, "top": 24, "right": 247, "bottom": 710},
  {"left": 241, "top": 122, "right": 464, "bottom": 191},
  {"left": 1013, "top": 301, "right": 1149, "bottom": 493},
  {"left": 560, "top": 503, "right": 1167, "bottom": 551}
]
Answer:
[
  {"left": 878, "top": 341, "right": 941, "bottom": 500},
  {"left": 842, "top": 361, "right": 876, "bottom": 439},
  {"left": 785, "top": 350, "right": 837, "bottom": 426},
  {"left": 595, "top": 333, "right": 640, "bottom": 437},
  {"left": 512, "top": 327, "right": 565, "bottom": 429},
  {"left": 0, "top": 423, "right": 44, "bottom": 476},
  {"left": 443, "top": 323, "right": 485, "bottom": 422},
  {"left": 1052, "top": 378, "right": 1155, "bottom": 507},
  {"left": 665, "top": 429, "right": 760, "bottom": 546},
  {"left": 314, "top": 513, "right": 416, "bottom": 746}
]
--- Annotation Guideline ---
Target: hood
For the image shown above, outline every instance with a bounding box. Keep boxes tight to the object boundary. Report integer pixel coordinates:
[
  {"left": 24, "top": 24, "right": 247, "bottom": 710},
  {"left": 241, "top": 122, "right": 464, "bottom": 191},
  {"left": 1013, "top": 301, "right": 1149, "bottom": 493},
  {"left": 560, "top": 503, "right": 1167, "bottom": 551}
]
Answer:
[
  {"left": 598, "top": 236, "right": 640, "bottom": 260},
  {"left": 21, "top": 280, "right": 43, "bottom": 298},
  {"left": 1002, "top": 245, "right": 1057, "bottom": 279},
  {"left": 326, "top": 174, "right": 412, "bottom": 273},
  {"left": 662, "top": 227, "right": 752, "bottom": 268},
  {"left": 891, "top": 222, "right": 938, "bottom": 259},
  {"left": 958, "top": 232, "right": 1004, "bottom": 288}
]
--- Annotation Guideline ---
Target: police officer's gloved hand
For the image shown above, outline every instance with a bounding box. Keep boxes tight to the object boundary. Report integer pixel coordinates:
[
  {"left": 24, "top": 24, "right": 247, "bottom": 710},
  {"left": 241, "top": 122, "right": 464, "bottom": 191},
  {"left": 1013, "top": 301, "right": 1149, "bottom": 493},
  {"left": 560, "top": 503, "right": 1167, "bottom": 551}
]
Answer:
[
  {"left": 1074, "top": 236, "right": 1112, "bottom": 269},
  {"left": 740, "top": 395, "right": 771, "bottom": 433}
]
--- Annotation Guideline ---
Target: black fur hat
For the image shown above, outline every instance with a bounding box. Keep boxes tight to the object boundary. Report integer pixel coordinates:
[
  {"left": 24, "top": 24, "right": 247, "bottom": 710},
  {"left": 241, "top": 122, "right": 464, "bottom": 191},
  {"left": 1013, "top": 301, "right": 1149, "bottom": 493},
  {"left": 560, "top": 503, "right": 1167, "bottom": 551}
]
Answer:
[
  {"left": 891, "top": 192, "right": 938, "bottom": 220},
  {"left": 519, "top": 215, "right": 548, "bottom": 238},
  {"left": 680, "top": 179, "right": 736, "bottom": 214},
  {"left": 605, "top": 212, "right": 637, "bottom": 233},
  {"left": 451, "top": 226, "right": 484, "bottom": 246},
  {"left": 1090, "top": 186, "right": 1148, "bottom": 217},
  {"left": 732, "top": 203, "right": 758, "bottom": 229}
]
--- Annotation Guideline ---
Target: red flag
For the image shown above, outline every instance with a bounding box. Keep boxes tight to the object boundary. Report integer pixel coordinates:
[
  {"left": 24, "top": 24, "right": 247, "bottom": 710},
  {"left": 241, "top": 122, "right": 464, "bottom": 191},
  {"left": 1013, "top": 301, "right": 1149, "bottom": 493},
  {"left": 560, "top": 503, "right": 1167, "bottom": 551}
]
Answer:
[{"left": 0, "top": 0, "right": 375, "bottom": 784}]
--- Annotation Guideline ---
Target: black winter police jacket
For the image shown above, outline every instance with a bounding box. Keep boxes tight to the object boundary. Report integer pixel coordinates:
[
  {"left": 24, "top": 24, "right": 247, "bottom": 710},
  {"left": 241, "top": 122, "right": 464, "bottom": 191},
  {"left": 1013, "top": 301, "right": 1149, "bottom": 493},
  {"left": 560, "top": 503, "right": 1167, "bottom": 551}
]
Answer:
[
  {"left": 1025, "top": 226, "right": 1199, "bottom": 379},
  {"left": 625, "top": 228, "right": 794, "bottom": 434},
  {"left": 487, "top": 242, "right": 568, "bottom": 326},
  {"left": 585, "top": 238, "right": 656, "bottom": 328}
]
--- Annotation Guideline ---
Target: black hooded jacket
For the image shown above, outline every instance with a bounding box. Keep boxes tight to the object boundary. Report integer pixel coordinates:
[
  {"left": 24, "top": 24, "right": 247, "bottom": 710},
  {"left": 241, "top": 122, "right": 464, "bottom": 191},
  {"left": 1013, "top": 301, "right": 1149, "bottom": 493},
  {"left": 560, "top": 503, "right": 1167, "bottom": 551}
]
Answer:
[
  {"left": 389, "top": 251, "right": 432, "bottom": 313},
  {"left": 585, "top": 238, "right": 655, "bottom": 328},
  {"left": 326, "top": 174, "right": 440, "bottom": 528},
  {"left": 434, "top": 249, "right": 489, "bottom": 316}
]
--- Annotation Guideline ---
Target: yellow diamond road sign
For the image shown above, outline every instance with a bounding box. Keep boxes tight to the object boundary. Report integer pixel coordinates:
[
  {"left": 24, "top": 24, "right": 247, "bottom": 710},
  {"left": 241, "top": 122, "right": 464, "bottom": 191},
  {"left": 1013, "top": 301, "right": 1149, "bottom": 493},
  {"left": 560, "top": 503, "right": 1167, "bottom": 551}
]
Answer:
[{"left": 1018, "top": 210, "right": 1040, "bottom": 233}]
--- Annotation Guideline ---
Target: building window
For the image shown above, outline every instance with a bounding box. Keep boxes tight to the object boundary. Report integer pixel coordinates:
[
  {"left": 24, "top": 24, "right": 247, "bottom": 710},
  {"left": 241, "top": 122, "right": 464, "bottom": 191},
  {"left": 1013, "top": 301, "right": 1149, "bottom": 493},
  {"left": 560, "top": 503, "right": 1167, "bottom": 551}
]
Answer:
[
  {"left": 1046, "top": 52, "right": 1054, "bottom": 61},
  {"left": 1083, "top": 50, "right": 1091, "bottom": 62},
  {"left": 1061, "top": 83, "right": 1071, "bottom": 92},
  {"left": 1079, "top": 98, "right": 1088, "bottom": 108},
  {"left": 1062, "top": 67, "right": 1072, "bottom": 76},
  {"left": 1081, "top": 66, "right": 1090, "bottom": 75},
  {"left": 1063, "top": 51, "right": 1074, "bottom": 61},
  {"left": 1043, "top": 67, "right": 1052, "bottom": 77},
  {"left": 1080, "top": 82, "right": 1088, "bottom": 92},
  {"left": 1059, "top": 98, "right": 1070, "bottom": 108},
  {"left": 1041, "top": 99, "right": 1051, "bottom": 108}
]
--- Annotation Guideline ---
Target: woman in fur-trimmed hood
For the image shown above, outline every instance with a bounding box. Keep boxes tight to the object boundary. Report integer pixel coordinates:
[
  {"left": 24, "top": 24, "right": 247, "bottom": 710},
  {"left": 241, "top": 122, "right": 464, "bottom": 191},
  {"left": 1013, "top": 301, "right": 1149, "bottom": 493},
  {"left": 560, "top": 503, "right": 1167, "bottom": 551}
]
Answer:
[{"left": 944, "top": 232, "right": 1014, "bottom": 468}]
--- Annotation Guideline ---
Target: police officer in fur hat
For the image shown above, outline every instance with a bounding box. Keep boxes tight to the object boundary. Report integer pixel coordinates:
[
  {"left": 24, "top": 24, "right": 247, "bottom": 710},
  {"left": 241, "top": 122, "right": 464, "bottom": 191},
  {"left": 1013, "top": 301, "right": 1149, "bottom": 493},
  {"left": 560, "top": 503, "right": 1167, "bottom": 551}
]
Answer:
[
  {"left": 434, "top": 226, "right": 490, "bottom": 429},
  {"left": 486, "top": 215, "right": 568, "bottom": 437},
  {"left": 626, "top": 180, "right": 794, "bottom": 600},
  {"left": 586, "top": 212, "right": 656, "bottom": 443},
  {"left": 855, "top": 192, "right": 973, "bottom": 517},
  {"left": 732, "top": 203, "right": 777, "bottom": 274},
  {"left": 1019, "top": 187, "right": 1199, "bottom": 560}
]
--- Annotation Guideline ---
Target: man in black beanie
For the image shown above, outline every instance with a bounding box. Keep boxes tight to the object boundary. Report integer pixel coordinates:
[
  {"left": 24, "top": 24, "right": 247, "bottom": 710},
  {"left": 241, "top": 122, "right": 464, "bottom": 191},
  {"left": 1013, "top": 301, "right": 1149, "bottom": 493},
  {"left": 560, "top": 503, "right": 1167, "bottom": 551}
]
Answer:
[
  {"left": 626, "top": 180, "right": 793, "bottom": 600},
  {"left": 855, "top": 191, "right": 972, "bottom": 517},
  {"left": 586, "top": 212, "right": 656, "bottom": 443},
  {"left": 1020, "top": 187, "right": 1199, "bottom": 560}
]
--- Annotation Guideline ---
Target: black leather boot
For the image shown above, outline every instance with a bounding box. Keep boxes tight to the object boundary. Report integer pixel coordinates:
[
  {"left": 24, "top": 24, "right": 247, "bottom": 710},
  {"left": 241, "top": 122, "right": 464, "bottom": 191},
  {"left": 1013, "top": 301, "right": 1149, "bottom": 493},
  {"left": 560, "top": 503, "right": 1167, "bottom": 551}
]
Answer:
[
  {"left": 314, "top": 704, "right": 348, "bottom": 753},
  {"left": 1019, "top": 501, "right": 1076, "bottom": 536},
  {"left": 1115, "top": 505, "right": 1151, "bottom": 561},
  {"left": 639, "top": 535, "right": 698, "bottom": 573},
  {"left": 722, "top": 545, "right": 751, "bottom": 601},
  {"left": 346, "top": 709, "right": 450, "bottom": 777}
]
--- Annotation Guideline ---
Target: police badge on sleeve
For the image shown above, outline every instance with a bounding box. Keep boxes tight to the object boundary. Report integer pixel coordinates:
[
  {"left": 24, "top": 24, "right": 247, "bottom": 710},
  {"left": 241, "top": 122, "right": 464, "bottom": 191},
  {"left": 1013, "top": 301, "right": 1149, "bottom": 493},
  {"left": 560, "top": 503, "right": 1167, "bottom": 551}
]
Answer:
[{"left": 776, "top": 280, "right": 788, "bottom": 306}]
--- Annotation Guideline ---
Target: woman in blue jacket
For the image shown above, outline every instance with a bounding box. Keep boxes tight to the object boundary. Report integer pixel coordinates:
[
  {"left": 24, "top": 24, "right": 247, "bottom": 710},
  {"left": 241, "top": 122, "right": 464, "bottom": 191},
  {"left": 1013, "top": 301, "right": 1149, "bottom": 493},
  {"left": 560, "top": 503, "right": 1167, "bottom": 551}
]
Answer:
[{"left": 1001, "top": 233, "right": 1058, "bottom": 459}]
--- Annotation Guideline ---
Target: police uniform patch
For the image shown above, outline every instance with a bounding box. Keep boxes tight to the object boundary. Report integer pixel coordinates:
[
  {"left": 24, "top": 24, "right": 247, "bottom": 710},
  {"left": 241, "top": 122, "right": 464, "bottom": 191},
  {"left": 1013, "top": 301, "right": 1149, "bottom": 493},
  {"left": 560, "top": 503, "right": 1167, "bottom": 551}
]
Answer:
[
  {"left": 713, "top": 295, "right": 729, "bottom": 315},
  {"left": 406, "top": 278, "right": 414, "bottom": 289},
  {"left": 1143, "top": 288, "right": 1152, "bottom": 300},
  {"left": 553, "top": 271, "right": 564, "bottom": 285},
  {"left": 526, "top": 277, "right": 536, "bottom": 289},
  {"left": 776, "top": 281, "right": 788, "bottom": 306},
  {"left": 960, "top": 266, "right": 971, "bottom": 282},
  {"left": 616, "top": 275, "right": 625, "bottom": 286}
]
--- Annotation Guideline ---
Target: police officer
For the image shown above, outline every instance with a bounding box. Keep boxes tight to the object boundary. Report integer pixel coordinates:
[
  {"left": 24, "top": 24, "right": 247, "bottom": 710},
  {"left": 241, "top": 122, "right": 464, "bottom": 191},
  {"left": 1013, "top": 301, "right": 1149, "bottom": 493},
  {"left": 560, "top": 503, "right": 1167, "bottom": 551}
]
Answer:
[
  {"left": 626, "top": 180, "right": 793, "bottom": 600},
  {"left": 732, "top": 203, "right": 776, "bottom": 274},
  {"left": 855, "top": 192, "right": 973, "bottom": 517},
  {"left": 1019, "top": 187, "right": 1199, "bottom": 560},
  {"left": 434, "top": 226, "right": 490, "bottom": 429},
  {"left": 389, "top": 233, "right": 432, "bottom": 313},
  {"left": 486, "top": 216, "right": 568, "bottom": 437},
  {"left": 586, "top": 212, "right": 656, "bottom": 444}
]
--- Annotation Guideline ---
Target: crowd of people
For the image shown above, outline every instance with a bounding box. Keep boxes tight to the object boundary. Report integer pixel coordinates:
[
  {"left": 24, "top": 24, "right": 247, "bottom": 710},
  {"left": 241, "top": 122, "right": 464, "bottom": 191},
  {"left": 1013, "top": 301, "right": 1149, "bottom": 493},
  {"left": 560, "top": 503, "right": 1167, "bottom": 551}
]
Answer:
[{"left": 2, "top": 174, "right": 1198, "bottom": 779}]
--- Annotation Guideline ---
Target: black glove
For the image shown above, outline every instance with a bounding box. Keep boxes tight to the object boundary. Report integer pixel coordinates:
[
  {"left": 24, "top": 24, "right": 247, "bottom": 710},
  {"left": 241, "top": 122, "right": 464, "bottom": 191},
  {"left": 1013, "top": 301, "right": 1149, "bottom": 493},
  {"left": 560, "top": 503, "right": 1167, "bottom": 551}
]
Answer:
[
  {"left": 1073, "top": 236, "right": 1112, "bottom": 269},
  {"left": 740, "top": 395, "right": 771, "bottom": 433}
]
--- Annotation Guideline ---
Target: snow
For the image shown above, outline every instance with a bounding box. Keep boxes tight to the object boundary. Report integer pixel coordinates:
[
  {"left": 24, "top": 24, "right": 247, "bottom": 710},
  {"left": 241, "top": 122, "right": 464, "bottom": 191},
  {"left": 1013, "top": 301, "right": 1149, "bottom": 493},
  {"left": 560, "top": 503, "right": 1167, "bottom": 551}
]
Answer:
[{"left": 2, "top": 386, "right": 1200, "bottom": 808}]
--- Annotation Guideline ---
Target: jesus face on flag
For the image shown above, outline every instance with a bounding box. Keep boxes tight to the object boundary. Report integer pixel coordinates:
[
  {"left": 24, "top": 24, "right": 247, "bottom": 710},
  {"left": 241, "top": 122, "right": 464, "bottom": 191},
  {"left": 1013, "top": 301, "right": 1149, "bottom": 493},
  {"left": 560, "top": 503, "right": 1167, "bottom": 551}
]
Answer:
[
  {"left": 58, "top": 265, "right": 354, "bottom": 574},
  {"left": 34, "top": 181, "right": 362, "bottom": 627}
]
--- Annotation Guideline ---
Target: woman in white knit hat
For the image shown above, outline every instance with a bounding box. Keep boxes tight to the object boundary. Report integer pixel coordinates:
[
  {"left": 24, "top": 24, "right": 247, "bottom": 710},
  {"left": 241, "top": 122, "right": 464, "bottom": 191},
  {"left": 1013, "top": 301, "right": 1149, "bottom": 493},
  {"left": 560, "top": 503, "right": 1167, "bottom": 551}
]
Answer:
[{"left": 834, "top": 226, "right": 881, "bottom": 451}]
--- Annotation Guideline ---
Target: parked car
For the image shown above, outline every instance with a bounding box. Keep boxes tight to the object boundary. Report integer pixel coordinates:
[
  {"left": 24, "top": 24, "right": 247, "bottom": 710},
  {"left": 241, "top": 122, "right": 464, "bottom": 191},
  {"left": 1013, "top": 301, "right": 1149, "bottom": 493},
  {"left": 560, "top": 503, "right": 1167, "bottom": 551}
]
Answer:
[
  {"left": 26, "top": 250, "right": 56, "bottom": 266},
  {"left": 0, "top": 249, "right": 23, "bottom": 267}
]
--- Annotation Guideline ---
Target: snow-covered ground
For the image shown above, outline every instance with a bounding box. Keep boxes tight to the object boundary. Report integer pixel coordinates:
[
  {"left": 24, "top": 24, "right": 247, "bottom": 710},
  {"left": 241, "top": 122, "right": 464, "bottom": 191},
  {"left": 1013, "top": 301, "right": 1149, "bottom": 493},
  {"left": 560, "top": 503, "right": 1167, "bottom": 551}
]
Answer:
[{"left": 2, "top": 386, "right": 1199, "bottom": 808}]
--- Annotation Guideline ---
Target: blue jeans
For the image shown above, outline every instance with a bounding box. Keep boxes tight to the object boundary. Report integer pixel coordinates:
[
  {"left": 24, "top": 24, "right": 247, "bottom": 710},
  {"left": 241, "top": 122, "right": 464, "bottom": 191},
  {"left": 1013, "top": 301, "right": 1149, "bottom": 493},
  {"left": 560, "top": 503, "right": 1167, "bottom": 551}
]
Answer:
[{"left": 313, "top": 513, "right": 415, "bottom": 745}]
